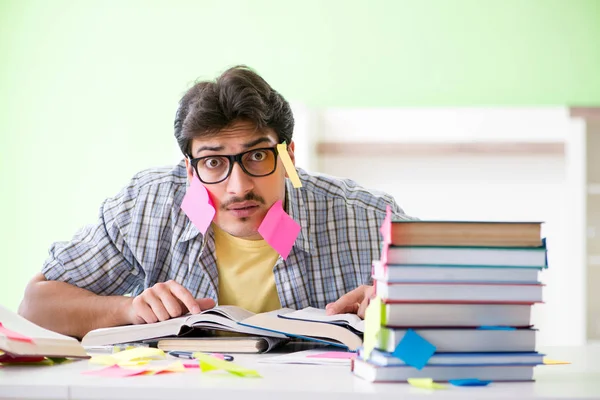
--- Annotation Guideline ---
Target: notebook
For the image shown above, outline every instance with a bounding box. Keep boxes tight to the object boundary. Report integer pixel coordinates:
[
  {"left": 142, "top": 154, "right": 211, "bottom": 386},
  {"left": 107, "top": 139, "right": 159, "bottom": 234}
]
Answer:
[
  {"left": 82, "top": 306, "right": 364, "bottom": 351},
  {"left": 0, "top": 305, "right": 88, "bottom": 360}
]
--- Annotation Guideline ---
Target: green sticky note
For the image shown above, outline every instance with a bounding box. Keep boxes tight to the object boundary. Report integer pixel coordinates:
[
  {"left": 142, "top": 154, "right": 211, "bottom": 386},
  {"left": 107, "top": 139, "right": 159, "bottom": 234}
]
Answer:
[
  {"left": 408, "top": 378, "right": 446, "bottom": 390},
  {"left": 362, "top": 296, "right": 386, "bottom": 358},
  {"left": 193, "top": 353, "right": 262, "bottom": 378}
]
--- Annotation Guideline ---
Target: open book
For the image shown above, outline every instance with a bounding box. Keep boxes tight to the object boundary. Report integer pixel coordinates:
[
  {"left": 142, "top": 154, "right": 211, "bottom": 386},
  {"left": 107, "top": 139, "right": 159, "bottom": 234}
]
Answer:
[
  {"left": 82, "top": 306, "right": 364, "bottom": 351},
  {"left": 0, "top": 305, "right": 88, "bottom": 360}
]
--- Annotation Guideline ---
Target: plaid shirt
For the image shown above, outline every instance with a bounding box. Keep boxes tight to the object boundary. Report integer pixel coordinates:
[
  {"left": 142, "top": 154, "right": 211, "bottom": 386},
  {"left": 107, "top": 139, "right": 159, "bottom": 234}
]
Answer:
[{"left": 42, "top": 161, "right": 412, "bottom": 309}]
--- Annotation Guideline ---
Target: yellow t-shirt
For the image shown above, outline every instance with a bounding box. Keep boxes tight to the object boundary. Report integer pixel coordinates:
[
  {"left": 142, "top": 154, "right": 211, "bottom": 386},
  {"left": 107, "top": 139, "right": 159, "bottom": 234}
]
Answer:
[{"left": 213, "top": 224, "right": 282, "bottom": 314}]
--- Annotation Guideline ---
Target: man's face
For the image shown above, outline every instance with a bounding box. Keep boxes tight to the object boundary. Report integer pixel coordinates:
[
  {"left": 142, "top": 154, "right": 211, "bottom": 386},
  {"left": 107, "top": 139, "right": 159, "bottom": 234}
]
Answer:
[{"left": 185, "top": 120, "right": 295, "bottom": 240}]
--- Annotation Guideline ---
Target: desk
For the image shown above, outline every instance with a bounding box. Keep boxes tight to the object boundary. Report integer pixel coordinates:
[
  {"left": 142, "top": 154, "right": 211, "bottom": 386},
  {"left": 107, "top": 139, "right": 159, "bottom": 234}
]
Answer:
[{"left": 1, "top": 345, "right": 600, "bottom": 400}]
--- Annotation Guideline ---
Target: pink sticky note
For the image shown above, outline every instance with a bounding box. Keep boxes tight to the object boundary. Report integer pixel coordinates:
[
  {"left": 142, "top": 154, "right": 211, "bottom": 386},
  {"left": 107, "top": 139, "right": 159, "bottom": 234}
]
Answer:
[
  {"left": 306, "top": 351, "right": 357, "bottom": 360},
  {"left": 380, "top": 241, "right": 389, "bottom": 265},
  {"left": 258, "top": 200, "right": 301, "bottom": 260},
  {"left": 183, "top": 361, "right": 200, "bottom": 369},
  {"left": 181, "top": 174, "right": 216, "bottom": 235},
  {"left": 379, "top": 205, "right": 392, "bottom": 245},
  {"left": 82, "top": 365, "right": 147, "bottom": 378},
  {"left": 0, "top": 322, "right": 34, "bottom": 343}
]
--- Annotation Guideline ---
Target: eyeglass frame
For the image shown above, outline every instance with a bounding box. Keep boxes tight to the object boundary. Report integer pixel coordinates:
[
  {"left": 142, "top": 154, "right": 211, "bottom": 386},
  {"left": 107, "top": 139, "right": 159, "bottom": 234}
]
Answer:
[{"left": 186, "top": 145, "right": 282, "bottom": 184}]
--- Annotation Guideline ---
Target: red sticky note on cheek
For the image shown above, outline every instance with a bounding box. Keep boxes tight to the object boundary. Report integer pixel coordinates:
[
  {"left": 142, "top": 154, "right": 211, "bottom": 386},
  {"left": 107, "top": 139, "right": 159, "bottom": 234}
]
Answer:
[
  {"left": 258, "top": 200, "right": 301, "bottom": 260},
  {"left": 181, "top": 174, "right": 216, "bottom": 235}
]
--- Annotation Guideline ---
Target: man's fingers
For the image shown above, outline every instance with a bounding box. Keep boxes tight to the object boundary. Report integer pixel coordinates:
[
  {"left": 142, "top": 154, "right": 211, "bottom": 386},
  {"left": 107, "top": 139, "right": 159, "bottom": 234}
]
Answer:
[
  {"left": 196, "top": 297, "right": 216, "bottom": 310},
  {"left": 357, "top": 297, "right": 370, "bottom": 319},
  {"left": 167, "top": 281, "right": 201, "bottom": 314},
  {"left": 136, "top": 302, "right": 158, "bottom": 324},
  {"left": 326, "top": 285, "right": 372, "bottom": 316},
  {"left": 143, "top": 290, "right": 171, "bottom": 322}
]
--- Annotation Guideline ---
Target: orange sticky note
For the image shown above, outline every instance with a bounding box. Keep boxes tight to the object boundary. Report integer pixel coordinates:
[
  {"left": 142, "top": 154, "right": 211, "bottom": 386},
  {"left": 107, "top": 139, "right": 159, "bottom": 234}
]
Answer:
[{"left": 277, "top": 142, "right": 302, "bottom": 188}]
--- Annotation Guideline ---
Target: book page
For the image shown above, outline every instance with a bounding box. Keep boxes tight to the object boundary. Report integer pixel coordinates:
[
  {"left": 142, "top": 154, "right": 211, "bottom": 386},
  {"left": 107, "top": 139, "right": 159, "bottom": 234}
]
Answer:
[
  {"left": 0, "top": 305, "right": 80, "bottom": 342},
  {"left": 201, "top": 305, "right": 256, "bottom": 321},
  {"left": 279, "top": 307, "right": 365, "bottom": 333}
]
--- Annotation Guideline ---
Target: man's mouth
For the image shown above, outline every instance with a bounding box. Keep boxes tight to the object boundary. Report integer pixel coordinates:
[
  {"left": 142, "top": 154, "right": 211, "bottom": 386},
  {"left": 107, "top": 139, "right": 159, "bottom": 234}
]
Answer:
[{"left": 227, "top": 202, "right": 260, "bottom": 218}]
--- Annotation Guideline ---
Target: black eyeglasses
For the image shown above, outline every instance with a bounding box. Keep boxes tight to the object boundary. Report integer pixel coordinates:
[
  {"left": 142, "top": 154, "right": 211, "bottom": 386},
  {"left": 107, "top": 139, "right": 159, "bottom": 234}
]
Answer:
[{"left": 188, "top": 146, "right": 280, "bottom": 184}]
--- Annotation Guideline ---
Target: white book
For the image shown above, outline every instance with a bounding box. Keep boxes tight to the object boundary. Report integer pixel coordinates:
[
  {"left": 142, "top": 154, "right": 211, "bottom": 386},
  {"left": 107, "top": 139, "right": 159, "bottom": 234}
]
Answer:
[
  {"left": 375, "top": 281, "right": 543, "bottom": 303},
  {"left": 372, "top": 260, "right": 540, "bottom": 283},
  {"left": 382, "top": 302, "right": 532, "bottom": 328},
  {"left": 0, "top": 305, "right": 88, "bottom": 359},
  {"left": 82, "top": 306, "right": 288, "bottom": 347},
  {"left": 386, "top": 245, "right": 547, "bottom": 267},
  {"left": 353, "top": 359, "right": 535, "bottom": 382},
  {"left": 366, "top": 348, "right": 544, "bottom": 366},
  {"left": 377, "top": 328, "right": 536, "bottom": 353}
]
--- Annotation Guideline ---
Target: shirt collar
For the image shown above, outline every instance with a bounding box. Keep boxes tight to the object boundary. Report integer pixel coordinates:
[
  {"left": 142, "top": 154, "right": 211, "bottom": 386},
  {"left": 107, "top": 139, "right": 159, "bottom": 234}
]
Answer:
[{"left": 178, "top": 171, "right": 314, "bottom": 254}]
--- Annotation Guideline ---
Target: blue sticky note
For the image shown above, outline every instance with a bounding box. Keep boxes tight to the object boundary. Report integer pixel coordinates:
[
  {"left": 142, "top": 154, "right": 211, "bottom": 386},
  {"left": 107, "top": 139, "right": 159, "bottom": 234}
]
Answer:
[
  {"left": 449, "top": 379, "right": 491, "bottom": 387},
  {"left": 391, "top": 329, "right": 436, "bottom": 370},
  {"left": 477, "top": 326, "right": 516, "bottom": 330}
]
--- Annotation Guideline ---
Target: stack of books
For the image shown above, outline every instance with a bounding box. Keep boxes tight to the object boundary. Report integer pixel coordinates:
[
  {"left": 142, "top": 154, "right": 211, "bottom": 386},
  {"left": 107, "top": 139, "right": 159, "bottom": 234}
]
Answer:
[{"left": 353, "top": 217, "right": 547, "bottom": 383}]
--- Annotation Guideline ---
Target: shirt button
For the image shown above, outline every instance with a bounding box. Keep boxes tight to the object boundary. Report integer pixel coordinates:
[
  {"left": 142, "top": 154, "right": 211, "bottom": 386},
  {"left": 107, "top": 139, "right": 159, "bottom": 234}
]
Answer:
[{"left": 130, "top": 268, "right": 139, "bottom": 276}]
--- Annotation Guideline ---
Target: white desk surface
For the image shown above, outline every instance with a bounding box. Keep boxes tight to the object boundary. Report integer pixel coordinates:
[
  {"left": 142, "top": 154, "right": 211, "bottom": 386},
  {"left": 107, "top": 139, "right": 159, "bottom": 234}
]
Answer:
[{"left": 1, "top": 344, "right": 600, "bottom": 400}]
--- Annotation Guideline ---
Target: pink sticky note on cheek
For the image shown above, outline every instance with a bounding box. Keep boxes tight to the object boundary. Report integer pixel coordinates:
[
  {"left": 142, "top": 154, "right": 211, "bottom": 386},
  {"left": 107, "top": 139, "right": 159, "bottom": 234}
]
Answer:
[
  {"left": 258, "top": 200, "right": 301, "bottom": 260},
  {"left": 181, "top": 174, "right": 216, "bottom": 235}
]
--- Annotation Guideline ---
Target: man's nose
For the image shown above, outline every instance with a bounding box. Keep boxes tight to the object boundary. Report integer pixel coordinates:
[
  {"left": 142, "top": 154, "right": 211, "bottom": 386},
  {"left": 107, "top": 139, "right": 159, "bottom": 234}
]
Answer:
[{"left": 226, "top": 162, "right": 254, "bottom": 195}]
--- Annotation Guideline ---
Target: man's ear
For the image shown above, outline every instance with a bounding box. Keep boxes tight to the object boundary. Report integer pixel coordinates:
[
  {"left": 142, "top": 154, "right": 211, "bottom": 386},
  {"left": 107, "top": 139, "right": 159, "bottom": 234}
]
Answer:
[
  {"left": 287, "top": 141, "right": 296, "bottom": 165},
  {"left": 184, "top": 158, "right": 194, "bottom": 182}
]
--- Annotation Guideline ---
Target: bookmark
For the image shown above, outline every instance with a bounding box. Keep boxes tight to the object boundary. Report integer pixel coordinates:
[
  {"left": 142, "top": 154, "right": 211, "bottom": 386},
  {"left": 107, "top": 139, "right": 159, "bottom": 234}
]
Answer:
[
  {"left": 258, "top": 200, "right": 301, "bottom": 260},
  {"left": 0, "top": 322, "right": 33, "bottom": 343},
  {"left": 277, "top": 142, "right": 302, "bottom": 188},
  {"left": 181, "top": 173, "right": 216, "bottom": 235}
]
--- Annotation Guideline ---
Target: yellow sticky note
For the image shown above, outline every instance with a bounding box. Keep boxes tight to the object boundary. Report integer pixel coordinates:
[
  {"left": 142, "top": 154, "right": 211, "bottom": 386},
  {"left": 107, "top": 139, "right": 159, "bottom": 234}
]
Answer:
[
  {"left": 111, "top": 347, "right": 165, "bottom": 362},
  {"left": 276, "top": 143, "right": 302, "bottom": 188},
  {"left": 543, "top": 358, "right": 571, "bottom": 365},
  {"left": 408, "top": 378, "right": 447, "bottom": 390},
  {"left": 144, "top": 361, "right": 186, "bottom": 375},
  {"left": 193, "top": 353, "right": 262, "bottom": 378},
  {"left": 362, "top": 296, "right": 386, "bottom": 359}
]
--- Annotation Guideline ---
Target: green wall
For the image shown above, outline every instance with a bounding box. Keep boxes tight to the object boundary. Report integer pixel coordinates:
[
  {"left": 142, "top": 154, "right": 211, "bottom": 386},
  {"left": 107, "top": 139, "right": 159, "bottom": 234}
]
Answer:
[{"left": 1, "top": 0, "right": 599, "bottom": 311}]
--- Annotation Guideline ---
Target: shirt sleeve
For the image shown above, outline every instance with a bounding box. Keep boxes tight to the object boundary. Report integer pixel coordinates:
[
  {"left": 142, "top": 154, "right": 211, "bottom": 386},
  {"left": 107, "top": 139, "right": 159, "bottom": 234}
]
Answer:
[{"left": 41, "top": 189, "right": 145, "bottom": 296}]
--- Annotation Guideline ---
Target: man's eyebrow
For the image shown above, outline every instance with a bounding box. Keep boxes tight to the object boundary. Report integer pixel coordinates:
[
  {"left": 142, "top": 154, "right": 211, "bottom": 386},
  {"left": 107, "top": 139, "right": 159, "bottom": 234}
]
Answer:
[
  {"left": 243, "top": 137, "right": 275, "bottom": 149},
  {"left": 195, "top": 145, "right": 225, "bottom": 156}
]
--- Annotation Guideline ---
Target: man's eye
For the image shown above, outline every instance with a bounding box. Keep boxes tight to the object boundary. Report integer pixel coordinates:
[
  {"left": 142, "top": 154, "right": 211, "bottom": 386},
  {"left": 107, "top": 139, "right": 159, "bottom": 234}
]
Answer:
[
  {"left": 249, "top": 150, "right": 267, "bottom": 161},
  {"left": 203, "top": 158, "right": 223, "bottom": 168}
]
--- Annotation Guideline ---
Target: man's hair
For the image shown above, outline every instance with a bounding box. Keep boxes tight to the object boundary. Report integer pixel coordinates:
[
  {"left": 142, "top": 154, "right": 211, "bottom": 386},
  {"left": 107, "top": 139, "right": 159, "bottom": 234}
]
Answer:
[{"left": 174, "top": 65, "right": 294, "bottom": 156}]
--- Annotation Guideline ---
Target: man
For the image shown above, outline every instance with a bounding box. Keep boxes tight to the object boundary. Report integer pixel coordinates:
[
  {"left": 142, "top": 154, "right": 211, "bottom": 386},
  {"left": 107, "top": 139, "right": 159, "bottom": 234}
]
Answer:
[{"left": 18, "top": 66, "right": 412, "bottom": 339}]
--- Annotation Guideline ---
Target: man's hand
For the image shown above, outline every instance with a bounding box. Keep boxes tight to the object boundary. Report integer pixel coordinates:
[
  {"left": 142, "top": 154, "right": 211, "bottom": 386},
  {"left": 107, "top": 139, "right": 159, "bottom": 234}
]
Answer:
[
  {"left": 325, "top": 285, "right": 374, "bottom": 319},
  {"left": 128, "top": 280, "right": 215, "bottom": 324}
]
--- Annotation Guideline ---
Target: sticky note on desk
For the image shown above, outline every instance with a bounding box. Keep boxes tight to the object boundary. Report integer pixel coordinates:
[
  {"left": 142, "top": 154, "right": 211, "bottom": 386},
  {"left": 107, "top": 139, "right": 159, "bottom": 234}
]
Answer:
[
  {"left": 181, "top": 174, "right": 216, "bottom": 235},
  {"left": 407, "top": 378, "right": 446, "bottom": 390},
  {"left": 90, "top": 348, "right": 165, "bottom": 366},
  {"left": 193, "top": 353, "right": 261, "bottom": 378},
  {"left": 277, "top": 142, "right": 302, "bottom": 188},
  {"left": 306, "top": 351, "right": 356, "bottom": 360},
  {"left": 392, "top": 329, "right": 436, "bottom": 370},
  {"left": 543, "top": 358, "right": 571, "bottom": 365},
  {"left": 258, "top": 199, "right": 301, "bottom": 260}
]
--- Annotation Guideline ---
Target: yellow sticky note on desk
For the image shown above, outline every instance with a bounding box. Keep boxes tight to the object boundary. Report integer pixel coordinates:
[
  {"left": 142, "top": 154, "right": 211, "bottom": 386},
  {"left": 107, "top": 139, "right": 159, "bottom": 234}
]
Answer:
[
  {"left": 277, "top": 143, "right": 302, "bottom": 188},
  {"left": 408, "top": 378, "right": 447, "bottom": 390},
  {"left": 90, "top": 348, "right": 165, "bottom": 366},
  {"left": 143, "top": 361, "right": 186, "bottom": 375},
  {"left": 193, "top": 353, "right": 262, "bottom": 378}
]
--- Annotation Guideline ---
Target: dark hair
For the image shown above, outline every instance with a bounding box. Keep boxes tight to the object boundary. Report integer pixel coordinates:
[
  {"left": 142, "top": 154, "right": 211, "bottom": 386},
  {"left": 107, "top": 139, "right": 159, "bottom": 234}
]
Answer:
[{"left": 174, "top": 65, "right": 294, "bottom": 156}]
